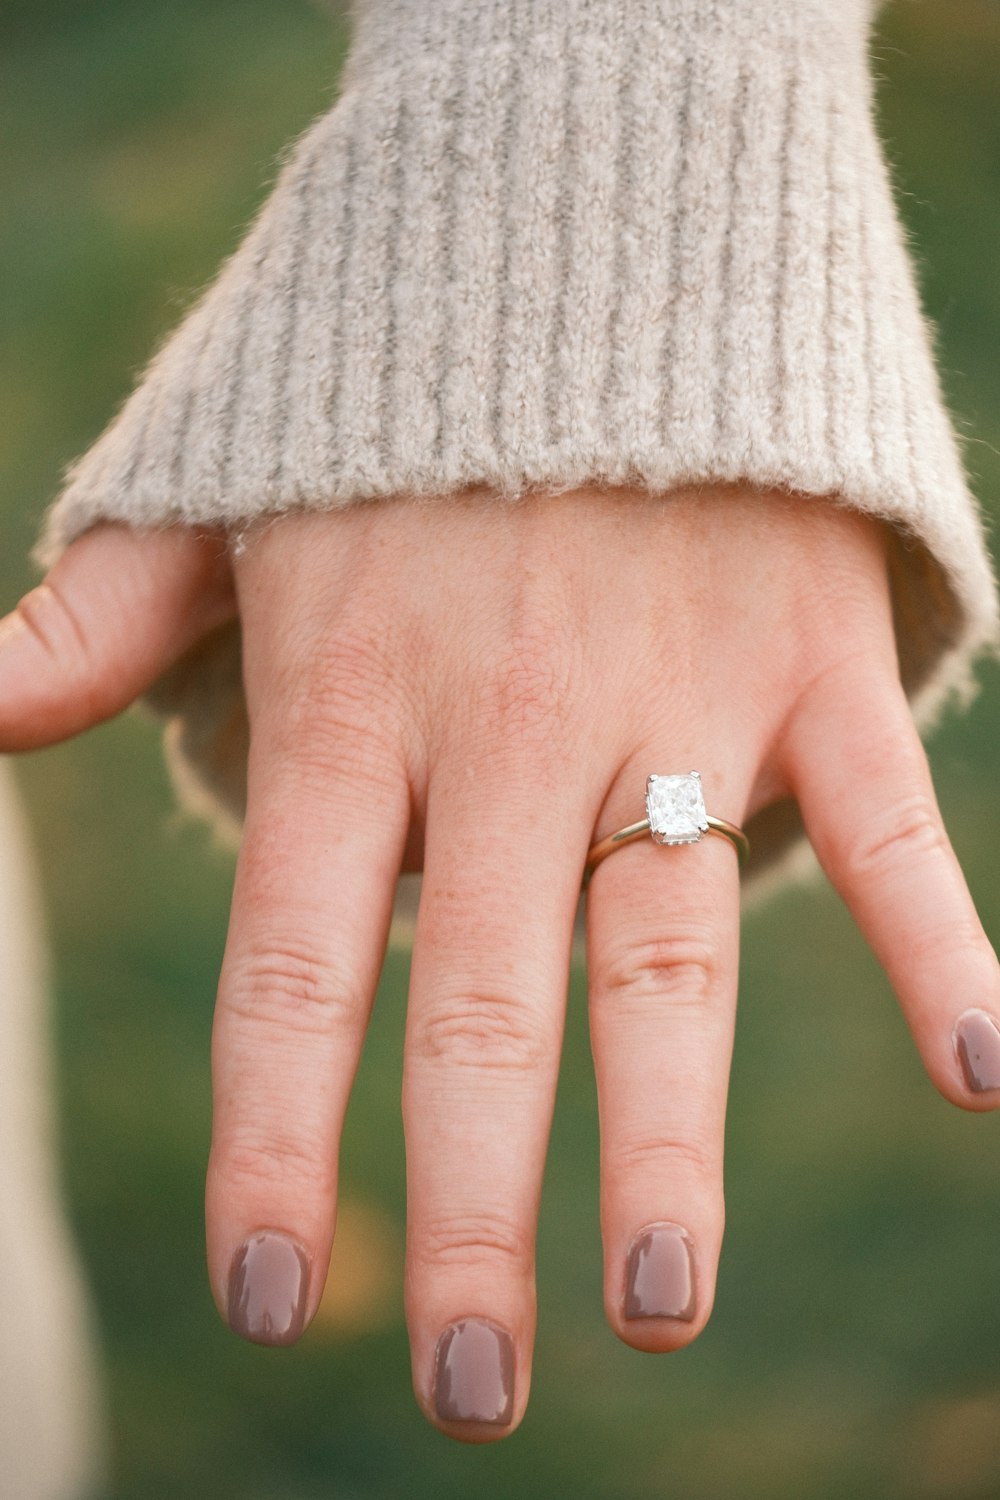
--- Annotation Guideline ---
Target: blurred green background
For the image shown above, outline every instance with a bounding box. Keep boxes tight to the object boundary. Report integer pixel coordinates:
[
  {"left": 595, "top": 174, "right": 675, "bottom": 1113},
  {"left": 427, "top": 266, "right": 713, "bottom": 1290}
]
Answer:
[{"left": 3, "top": 1, "right": 1000, "bottom": 1496}]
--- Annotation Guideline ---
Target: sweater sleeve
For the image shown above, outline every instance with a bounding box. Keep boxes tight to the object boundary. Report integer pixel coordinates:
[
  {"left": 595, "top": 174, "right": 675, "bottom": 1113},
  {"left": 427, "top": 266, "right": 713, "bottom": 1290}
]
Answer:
[{"left": 35, "top": 0, "right": 1000, "bottom": 902}]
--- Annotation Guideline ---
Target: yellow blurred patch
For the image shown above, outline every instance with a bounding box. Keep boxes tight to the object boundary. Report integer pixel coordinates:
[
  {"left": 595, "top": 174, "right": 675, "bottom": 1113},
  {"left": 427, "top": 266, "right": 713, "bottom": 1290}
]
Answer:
[
  {"left": 313, "top": 1199, "right": 403, "bottom": 1338},
  {"left": 896, "top": 1390, "right": 1000, "bottom": 1498},
  {"left": 89, "top": 121, "right": 243, "bottom": 234}
]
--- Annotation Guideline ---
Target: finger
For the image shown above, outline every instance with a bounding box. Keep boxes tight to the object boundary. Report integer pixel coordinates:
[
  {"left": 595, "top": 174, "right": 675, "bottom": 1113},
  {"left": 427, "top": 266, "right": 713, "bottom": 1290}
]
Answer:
[
  {"left": 783, "top": 659, "right": 1000, "bottom": 1110},
  {"left": 586, "top": 761, "right": 749, "bottom": 1353},
  {"left": 205, "top": 644, "right": 411, "bottom": 1346},
  {"left": 402, "top": 752, "right": 589, "bottom": 1441},
  {"left": 0, "top": 523, "right": 236, "bottom": 749}
]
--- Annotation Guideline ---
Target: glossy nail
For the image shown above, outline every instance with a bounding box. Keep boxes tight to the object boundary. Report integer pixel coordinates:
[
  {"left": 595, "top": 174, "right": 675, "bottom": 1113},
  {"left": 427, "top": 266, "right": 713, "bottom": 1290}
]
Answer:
[
  {"left": 227, "top": 1230, "right": 310, "bottom": 1346},
  {"left": 433, "top": 1317, "right": 514, "bottom": 1425},
  {"left": 624, "top": 1222, "right": 696, "bottom": 1321},
  {"left": 954, "top": 1010, "right": 1000, "bottom": 1093}
]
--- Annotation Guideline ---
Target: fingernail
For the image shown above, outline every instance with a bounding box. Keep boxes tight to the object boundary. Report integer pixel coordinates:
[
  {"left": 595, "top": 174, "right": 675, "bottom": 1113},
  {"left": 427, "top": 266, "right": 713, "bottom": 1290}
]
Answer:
[
  {"left": 433, "top": 1317, "right": 515, "bottom": 1425},
  {"left": 954, "top": 1010, "right": 1000, "bottom": 1093},
  {"left": 624, "top": 1222, "right": 696, "bottom": 1321},
  {"left": 227, "top": 1230, "right": 310, "bottom": 1346}
]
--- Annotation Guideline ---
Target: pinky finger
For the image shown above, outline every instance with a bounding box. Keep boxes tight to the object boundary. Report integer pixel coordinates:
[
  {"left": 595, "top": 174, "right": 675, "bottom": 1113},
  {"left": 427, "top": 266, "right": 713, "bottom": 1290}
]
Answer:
[
  {"left": 781, "top": 660, "right": 1000, "bottom": 1110},
  {"left": 0, "top": 523, "right": 236, "bottom": 750}
]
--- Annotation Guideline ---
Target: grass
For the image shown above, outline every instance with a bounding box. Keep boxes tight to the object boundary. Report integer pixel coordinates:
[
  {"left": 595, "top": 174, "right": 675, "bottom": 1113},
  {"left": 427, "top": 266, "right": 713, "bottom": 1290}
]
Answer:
[{"left": 2, "top": 1, "right": 1000, "bottom": 1495}]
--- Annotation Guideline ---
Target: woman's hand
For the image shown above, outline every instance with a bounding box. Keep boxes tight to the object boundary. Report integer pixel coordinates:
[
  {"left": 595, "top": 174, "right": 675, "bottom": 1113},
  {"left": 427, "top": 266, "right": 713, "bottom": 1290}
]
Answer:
[{"left": 3, "top": 484, "right": 998, "bottom": 1442}]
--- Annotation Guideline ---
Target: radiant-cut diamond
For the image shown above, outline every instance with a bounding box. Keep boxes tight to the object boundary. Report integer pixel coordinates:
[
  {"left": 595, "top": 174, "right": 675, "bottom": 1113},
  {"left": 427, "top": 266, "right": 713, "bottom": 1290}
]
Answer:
[{"left": 646, "top": 773, "right": 709, "bottom": 846}]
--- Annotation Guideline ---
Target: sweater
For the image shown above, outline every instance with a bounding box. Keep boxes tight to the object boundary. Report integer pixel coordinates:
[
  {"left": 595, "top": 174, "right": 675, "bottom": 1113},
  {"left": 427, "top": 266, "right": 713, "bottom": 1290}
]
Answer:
[{"left": 35, "top": 0, "right": 1000, "bottom": 903}]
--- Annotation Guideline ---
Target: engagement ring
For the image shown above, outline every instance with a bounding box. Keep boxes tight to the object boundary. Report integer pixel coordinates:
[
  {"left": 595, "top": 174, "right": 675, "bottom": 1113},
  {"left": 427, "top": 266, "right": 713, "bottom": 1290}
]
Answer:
[{"left": 584, "top": 772, "right": 749, "bottom": 881}]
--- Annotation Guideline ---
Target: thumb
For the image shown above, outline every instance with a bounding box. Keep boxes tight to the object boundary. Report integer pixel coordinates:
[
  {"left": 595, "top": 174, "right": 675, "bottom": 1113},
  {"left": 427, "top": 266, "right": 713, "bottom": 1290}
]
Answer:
[{"left": 0, "top": 522, "right": 237, "bottom": 751}]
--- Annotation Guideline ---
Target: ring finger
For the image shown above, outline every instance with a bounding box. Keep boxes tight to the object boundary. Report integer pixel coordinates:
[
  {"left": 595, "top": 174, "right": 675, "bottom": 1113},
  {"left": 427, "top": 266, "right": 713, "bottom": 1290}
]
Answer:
[{"left": 586, "top": 749, "right": 755, "bottom": 1351}]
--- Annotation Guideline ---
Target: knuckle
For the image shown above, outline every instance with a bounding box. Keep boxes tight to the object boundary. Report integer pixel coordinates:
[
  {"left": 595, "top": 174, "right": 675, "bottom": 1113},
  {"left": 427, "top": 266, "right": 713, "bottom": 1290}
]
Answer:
[
  {"left": 16, "top": 582, "right": 92, "bottom": 683},
  {"left": 473, "top": 626, "right": 576, "bottom": 751},
  {"left": 844, "top": 792, "right": 947, "bottom": 880},
  {"left": 224, "top": 940, "right": 361, "bottom": 1039},
  {"left": 302, "top": 630, "right": 391, "bottom": 716},
  {"left": 614, "top": 1133, "right": 718, "bottom": 1182},
  {"left": 266, "top": 629, "right": 403, "bottom": 780},
  {"left": 410, "top": 991, "right": 553, "bottom": 1073},
  {"left": 415, "top": 1211, "right": 532, "bottom": 1272},
  {"left": 599, "top": 935, "right": 720, "bottom": 1016},
  {"left": 219, "top": 1133, "right": 334, "bottom": 1198}
]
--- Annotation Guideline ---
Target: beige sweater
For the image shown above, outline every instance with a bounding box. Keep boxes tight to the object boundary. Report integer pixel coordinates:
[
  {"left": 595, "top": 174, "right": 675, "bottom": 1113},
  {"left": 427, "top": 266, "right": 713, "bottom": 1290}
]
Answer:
[{"left": 36, "top": 0, "right": 1000, "bottom": 899}]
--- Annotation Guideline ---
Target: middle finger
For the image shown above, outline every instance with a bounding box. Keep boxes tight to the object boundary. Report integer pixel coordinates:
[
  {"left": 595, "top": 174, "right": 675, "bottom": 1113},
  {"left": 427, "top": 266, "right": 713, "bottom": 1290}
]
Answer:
[{"left": 403, "top": 737, "right": 595, "bottom": 1441}]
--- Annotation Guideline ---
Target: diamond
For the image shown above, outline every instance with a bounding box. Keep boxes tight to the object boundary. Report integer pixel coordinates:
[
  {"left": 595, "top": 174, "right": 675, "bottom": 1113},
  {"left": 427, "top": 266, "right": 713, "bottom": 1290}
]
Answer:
[{"left": 645, "top": 773, "right": 709, "bottom": 846}]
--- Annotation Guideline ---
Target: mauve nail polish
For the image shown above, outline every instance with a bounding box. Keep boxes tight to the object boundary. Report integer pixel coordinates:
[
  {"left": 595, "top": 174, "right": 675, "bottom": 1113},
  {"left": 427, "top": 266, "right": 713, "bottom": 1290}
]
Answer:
[
  {"left": 955, "top": 1010, "right": 1000, "bottom": 1093},
  {"left": 624, "top": 1222, "right": 696, "bottom": 1321},
  {"left": 227, "top": 1231, "right": 310, "bottom": 1346},
  {"left": 433, "top": 1317, "right": 514, "bottom": 1425}
]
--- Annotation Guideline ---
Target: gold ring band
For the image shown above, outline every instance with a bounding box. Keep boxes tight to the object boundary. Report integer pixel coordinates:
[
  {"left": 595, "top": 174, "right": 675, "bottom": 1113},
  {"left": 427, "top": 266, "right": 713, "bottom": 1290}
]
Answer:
[
  {"left": 584, "top": 772, "right": 749, "bottom": 884},
  {"left": 585, "top": 815, "right": 749, "bottom": 875}
]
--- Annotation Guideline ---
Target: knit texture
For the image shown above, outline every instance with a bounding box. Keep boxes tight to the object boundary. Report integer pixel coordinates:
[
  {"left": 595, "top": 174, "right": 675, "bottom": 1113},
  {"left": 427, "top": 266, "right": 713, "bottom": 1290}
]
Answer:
[{"left": 37, "top": 0, "right": 1000, "bottom": 902}]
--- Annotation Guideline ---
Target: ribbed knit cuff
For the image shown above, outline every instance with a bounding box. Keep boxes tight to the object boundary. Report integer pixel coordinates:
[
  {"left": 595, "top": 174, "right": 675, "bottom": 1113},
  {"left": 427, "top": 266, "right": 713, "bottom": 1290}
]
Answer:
[{"left": 36, "top": 0, "right": 1000, "bottom": 898}]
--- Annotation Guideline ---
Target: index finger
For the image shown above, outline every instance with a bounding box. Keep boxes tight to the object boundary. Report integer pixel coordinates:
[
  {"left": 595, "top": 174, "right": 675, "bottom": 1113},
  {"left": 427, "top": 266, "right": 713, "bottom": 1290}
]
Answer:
[{"left": 206, "top": 667, "right": 410, "bottom": 1343}]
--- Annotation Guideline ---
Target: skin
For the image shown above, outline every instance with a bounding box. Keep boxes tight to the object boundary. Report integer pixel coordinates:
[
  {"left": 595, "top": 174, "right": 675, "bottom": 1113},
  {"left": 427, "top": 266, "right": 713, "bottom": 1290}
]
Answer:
[{"left": 1, "top": 481, "right": 998, "bottom": 1443}]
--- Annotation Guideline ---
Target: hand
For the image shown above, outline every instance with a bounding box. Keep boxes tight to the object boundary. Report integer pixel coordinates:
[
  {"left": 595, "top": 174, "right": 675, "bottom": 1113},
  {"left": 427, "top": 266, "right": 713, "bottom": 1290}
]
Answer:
[{"left": 3, "top": 484, "right": 998, "bottom": 1442}]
